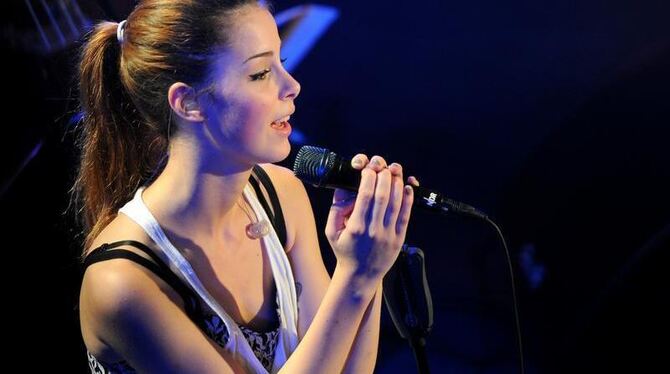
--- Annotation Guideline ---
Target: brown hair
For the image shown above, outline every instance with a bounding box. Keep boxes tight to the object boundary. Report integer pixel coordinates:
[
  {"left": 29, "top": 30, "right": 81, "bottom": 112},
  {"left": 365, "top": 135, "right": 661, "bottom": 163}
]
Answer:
[{"left": 73, "top": 0, "right": 259, "bottom": 251}]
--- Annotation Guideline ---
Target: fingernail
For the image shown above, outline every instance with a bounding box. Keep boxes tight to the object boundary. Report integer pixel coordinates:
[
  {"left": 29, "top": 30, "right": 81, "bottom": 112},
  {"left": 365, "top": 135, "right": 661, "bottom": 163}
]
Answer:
[
  {"left": 352, "top": 157, "right": 363, "bottom": 168},
  {"left": 371, "top": 158, "right": 381, "bottom": 167},
  {"left": 405, "top": 185, "right": 413, "bottom": 194}
]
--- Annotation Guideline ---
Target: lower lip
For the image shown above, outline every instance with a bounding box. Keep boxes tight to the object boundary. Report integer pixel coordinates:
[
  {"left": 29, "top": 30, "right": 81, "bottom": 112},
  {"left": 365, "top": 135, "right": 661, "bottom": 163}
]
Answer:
[{"left": 271, "top": 121, "right": 292, "bottom": 136}]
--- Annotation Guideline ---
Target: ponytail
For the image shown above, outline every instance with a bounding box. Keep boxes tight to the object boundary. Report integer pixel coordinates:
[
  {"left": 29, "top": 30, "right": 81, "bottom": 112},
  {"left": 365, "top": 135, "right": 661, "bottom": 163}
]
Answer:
[{"left": 73, "top": 21, "right": 167, "bottom": 251}]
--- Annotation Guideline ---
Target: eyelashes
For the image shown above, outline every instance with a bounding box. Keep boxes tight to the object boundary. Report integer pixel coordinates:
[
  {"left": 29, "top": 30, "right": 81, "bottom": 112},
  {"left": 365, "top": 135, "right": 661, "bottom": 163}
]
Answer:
[
  {"left": 249, "top": 58, "right": 288, "bottom": 81},
  {"left": 249, "top": 69, "right": 271, "bottom": 81}
]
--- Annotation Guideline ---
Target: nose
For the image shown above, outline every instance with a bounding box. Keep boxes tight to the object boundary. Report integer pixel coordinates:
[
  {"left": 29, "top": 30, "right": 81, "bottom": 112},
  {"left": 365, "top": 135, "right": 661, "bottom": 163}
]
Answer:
[{"left": 280, "top": 69, "right": 301, "bottom": 101}]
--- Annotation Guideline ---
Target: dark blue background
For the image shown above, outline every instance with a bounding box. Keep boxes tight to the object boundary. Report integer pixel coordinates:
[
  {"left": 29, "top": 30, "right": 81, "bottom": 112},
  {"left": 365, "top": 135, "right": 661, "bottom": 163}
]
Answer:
[{"left": 2, "top": 1, "right": 668, "bottom": 372}]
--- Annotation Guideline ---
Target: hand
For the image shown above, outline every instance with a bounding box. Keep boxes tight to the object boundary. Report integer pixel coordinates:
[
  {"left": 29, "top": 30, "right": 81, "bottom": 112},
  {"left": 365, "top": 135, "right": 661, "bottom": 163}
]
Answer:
[{"left": 325, "top": 154, "right": 419, "bottom": 281}]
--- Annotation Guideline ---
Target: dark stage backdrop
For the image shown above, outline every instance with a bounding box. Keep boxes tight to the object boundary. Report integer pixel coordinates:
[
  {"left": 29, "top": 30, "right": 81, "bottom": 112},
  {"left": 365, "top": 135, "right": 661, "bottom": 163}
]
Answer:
[{"left": 2, "top": 1, "right": 668, "bottom": 373}]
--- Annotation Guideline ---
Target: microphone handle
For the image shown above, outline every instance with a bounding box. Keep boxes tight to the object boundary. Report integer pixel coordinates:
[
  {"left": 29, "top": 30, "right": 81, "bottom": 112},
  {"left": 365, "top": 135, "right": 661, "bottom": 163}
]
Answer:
[
  {"left": 317, "top": 154, "right": 488, "bottom": 219},
  {"left": 413, "top": 185, "right": 487, "bottom": 219}
]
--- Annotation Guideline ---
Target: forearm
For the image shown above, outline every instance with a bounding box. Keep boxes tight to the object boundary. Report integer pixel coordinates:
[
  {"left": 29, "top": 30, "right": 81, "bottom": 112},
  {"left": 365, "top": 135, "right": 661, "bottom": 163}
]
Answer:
[
  {"left": 279, "top": 265, "right": 379, "bottom": 374},
  {"left": 341, "top": 283, "right": 383, "bottom": 374}
]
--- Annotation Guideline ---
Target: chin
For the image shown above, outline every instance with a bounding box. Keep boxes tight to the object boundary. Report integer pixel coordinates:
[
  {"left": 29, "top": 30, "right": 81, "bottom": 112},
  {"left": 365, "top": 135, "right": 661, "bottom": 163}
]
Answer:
[
  {"left": 274, "top": 141, "right": 292, "bottom": 162},
  {"left": 259, "top": 141, "right": 291, "bottom": 164}
]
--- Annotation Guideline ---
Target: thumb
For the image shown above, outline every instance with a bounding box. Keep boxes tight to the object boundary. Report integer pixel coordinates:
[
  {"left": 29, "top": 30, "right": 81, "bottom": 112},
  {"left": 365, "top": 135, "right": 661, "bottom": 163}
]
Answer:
[{"left": 325, "top": 188, "right": 357, "bottom": 239}]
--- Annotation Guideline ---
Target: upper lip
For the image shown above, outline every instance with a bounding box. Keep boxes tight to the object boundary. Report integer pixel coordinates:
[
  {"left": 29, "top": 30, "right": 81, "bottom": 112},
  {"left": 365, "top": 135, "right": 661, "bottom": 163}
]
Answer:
[{"left": 272, "top": 111, "right": 294, "bottom": 123}]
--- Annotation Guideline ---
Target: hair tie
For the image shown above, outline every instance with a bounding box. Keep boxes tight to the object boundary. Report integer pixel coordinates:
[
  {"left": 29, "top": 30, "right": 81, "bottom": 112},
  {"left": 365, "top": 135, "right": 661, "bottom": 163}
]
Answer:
[{"left": 116, "top": 20, "right": 127, "bottom": 44}]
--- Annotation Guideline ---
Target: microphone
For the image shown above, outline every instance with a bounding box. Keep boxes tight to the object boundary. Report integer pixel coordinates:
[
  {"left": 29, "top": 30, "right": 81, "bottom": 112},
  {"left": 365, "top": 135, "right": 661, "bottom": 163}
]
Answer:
[{"left": 292, "top": 145, "right": 488, "bottom": 219}]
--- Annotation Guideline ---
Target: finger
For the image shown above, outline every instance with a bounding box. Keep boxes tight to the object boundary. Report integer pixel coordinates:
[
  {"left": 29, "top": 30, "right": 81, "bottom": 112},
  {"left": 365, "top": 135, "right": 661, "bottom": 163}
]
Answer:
[
  {"left": 326, "top": 188, "right": 357, "bottom": 241},
  {"left": 331, "top": 188, "right": 357, "bottom": 206},
  {"left": 369, "top": 168, "right": 392, "bottom": 231},
  {"left": 348, "top": 167, "right": 377, "bottom": 230},
  {"left": 408, "top": 175, "right": 420, "bottom": 187},
  {"left": 384, "top": 164, "right": 405, "bottom": 227},
  {"left": 388, "top": 162, "right": 403, "bottom": 177},
  {"left": 351, "top": 154, "right": 369, "bottom": 170},
  {"left": 395, "top": 184, "right": 415, "bottom": 241},
  {"left": 368, "top": 155, "right": 387, "bottom": 172}
]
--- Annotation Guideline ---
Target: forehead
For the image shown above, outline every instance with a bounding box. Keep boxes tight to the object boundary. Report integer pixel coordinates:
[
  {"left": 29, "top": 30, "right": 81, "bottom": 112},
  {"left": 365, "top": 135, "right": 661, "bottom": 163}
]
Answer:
[{"left": 224, "top": 6, "right": 281, "bottom": 61}]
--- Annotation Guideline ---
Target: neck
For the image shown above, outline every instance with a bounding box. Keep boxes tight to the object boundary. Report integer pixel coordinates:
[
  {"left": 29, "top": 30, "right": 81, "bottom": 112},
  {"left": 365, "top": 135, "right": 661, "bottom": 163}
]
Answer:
[{"left": 142, "top": 139, "right": 254, "bottom": 242}]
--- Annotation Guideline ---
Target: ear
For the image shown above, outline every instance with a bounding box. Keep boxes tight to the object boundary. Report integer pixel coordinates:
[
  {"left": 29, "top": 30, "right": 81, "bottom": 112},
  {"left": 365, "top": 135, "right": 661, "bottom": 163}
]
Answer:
[{"left": 168, "top": 82, "right": 205, "bottom": 122}]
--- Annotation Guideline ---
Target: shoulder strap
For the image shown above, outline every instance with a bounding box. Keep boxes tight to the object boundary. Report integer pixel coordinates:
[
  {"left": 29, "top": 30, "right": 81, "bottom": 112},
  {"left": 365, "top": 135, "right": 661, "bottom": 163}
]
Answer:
[
  {"left": 250, "top": 165, "right": 287, "bottom": 248},
  {"left": 82, "top": 240, "right": 203, "bottom": 322}
]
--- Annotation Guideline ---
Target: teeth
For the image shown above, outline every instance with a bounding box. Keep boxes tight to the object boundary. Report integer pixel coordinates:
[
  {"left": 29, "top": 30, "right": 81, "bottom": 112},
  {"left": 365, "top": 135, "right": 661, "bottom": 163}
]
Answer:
[{"left": 273, "top": 115, "right": 290, "bottom": 124}]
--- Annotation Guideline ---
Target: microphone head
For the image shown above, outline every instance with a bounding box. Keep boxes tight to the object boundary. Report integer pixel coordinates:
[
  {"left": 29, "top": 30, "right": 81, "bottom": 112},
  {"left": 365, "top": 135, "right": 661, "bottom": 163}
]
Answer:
[
  {"left": 293, "top": 145, "right": 339, "bottom": 187},
  {"left": 293, "top": 145, "right": 334, "bottom": 186},
  {"left": 293, "top": 145, "right": 360, "bottom": 190}
]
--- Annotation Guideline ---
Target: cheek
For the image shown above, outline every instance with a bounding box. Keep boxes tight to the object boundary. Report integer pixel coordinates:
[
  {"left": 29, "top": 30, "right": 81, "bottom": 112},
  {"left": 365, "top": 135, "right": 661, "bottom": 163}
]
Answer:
[
  {"left": 244, "top": 98, "right": 274, "bottom": 129},
  {"left": 231, "top": 94, "right": 274, "bottom": 137},
  {"left": 212, "top": 94, "right": 268, "bottom": 135},
  {"left": 208, "top": 99, "right": 276, "bottom": 162}
]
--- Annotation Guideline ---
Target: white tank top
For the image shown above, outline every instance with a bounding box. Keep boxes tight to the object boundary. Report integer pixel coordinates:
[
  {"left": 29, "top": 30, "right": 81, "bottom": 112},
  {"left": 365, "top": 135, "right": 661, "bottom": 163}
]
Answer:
[{"left": 118, "top": 183, "right": 299, "bottom": 373}]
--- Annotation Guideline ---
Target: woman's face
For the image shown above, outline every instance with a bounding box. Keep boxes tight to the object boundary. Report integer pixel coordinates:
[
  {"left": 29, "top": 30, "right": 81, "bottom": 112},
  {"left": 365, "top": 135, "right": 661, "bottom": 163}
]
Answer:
[{"left": 199, "top": 5, "right": 301, "bottom": 167}]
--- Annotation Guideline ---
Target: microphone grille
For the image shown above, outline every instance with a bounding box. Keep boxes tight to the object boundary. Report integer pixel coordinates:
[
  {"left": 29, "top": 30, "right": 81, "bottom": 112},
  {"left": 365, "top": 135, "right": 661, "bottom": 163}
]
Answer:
[{"left": 293, "top": 145, "right": 332, "bottom": 186}]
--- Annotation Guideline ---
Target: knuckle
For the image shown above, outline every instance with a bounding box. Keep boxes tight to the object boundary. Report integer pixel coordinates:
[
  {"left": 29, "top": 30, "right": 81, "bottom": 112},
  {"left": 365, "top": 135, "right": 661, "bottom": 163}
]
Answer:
[
  {"left": 358, "top": 190, "right": 374, "bottom": 203},
  {"left": 361, "top": 167, "right": 375, "bottom": 178},
  {"left": 348, "top": 225, "right": 366, "bottom": 237},
  {"left": 374, "top": 194, "right": 389, "bottom": 206},
  {"left": 367, "top": 226, "right": 384, "bottom": 239}
]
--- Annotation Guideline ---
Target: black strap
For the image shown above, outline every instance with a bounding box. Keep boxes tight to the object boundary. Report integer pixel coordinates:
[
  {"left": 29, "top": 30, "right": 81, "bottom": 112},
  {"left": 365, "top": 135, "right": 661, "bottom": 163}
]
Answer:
[
  {"left": 82, "top": 240, "right": 203, "bottom": 322},
  {"left": 249, "top": 176, "right": 275, "bottom": 223},
  {"left": 251, "top": 165, "right": 287, "bottom": 248}
]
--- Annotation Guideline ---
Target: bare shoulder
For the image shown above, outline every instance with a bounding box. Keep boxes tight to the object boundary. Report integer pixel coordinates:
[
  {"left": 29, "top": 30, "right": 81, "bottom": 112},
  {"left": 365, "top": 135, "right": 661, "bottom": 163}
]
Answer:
[
  {"left": 80, "top": 213, "right": 178, "bottom": 358},
  {"left": 81, "top": 211, "right": 176, "bottom": 313},
  {"left": 257, "top": 163, "right": 304, "bottom": 191},
  {"left": 80, "top": 258, "right": 241, "bottom": 373},
  {"left": 79, "top": 250, "right": 177, "bottom": 363},
  {"left": 79, "top": 227, "right": 182, "bottom": 338},
  {"left": 256, "top": 163, "right": 312, "bottom": 213},
  {"left": 81, "top": 213, "right": 163, "bottom": 316},
  {"left": 80, "top": 255, "right": 166, "bottom": 324}
]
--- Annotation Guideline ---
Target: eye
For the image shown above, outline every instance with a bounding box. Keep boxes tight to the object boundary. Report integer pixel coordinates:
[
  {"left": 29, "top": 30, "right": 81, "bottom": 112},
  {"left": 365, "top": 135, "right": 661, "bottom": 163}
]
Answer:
[{"left": 249, "top": 68, "right": 271, "bottom": 81}]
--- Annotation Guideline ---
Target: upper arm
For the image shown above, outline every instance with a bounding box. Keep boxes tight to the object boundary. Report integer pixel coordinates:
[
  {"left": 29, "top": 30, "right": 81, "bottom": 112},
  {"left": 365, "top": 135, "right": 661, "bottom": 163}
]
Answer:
[
  {"left": 80, "top": 260, "right": 245, "bottom": 374},
  {"left": 259, "top": 163, "right": 331, "bottom": 339}
]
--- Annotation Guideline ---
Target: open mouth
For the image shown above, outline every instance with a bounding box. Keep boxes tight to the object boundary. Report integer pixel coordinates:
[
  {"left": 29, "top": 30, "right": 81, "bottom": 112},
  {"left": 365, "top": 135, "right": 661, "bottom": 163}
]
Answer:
[
  {"left": 270, "top": 115, "right": 291, "bottom": 130},
  {"left": 270, "top": 121, "right": 288, "bottom": 129}
]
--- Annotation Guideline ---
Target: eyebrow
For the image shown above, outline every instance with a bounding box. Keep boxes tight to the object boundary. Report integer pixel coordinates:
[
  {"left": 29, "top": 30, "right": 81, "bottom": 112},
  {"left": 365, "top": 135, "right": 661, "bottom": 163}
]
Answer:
[{"left": 243, "top": 50, "right": 273, "bottom": 64}]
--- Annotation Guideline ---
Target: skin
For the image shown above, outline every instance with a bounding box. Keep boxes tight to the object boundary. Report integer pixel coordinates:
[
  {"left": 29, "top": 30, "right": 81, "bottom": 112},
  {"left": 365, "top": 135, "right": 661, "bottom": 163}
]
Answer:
[{"left": 79, "top": 4, "right": 420, "bottom": 373}]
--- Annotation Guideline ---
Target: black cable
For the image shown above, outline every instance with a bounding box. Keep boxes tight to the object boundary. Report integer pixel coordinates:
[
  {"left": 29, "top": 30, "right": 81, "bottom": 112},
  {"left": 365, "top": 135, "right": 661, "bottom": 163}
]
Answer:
[{"left": 485, "top": 216, "right": 525, "bottom": 374}]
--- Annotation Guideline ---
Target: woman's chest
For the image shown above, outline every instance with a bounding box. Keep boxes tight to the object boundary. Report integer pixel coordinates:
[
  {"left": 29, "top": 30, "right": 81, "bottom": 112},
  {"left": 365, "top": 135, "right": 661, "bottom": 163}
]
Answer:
[{"left": 185, "top": 238, "right": 278, "bottom": 330}]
